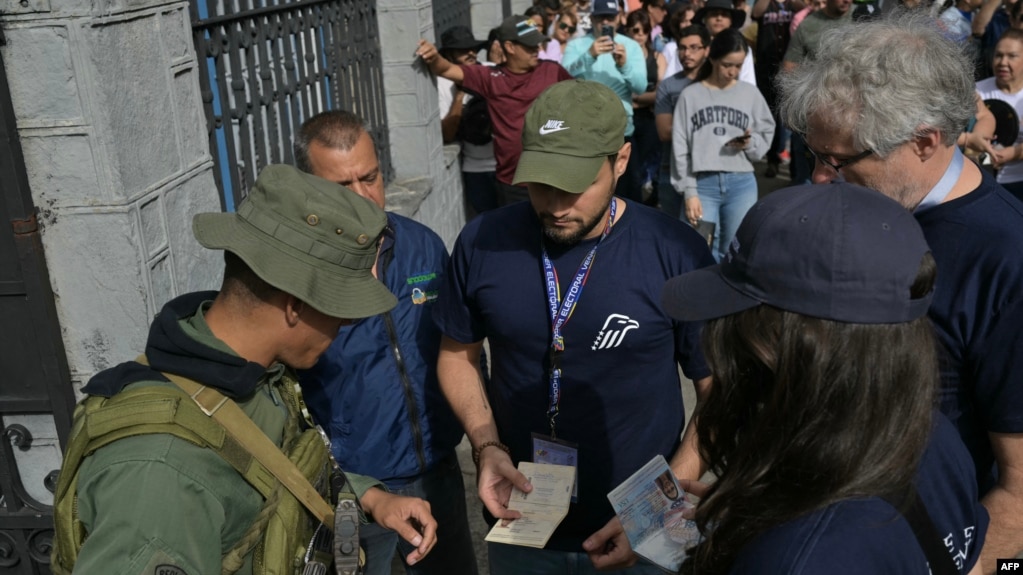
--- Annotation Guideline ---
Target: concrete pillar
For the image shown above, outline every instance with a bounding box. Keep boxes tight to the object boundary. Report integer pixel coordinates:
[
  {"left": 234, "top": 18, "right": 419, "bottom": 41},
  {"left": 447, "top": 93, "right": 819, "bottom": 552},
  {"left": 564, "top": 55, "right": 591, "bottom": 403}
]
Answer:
[
  {"left": 1, "top": 0, "right": 221, "bottom": 393},
  {"left": 378, "top": 0, "right": 444, "bottom": 184},
  {"left": 378, "top": 0, "right": 467, "bottom": 249},
  {"left": 471, "top": 0, "right": 504, "bottom": 41}
]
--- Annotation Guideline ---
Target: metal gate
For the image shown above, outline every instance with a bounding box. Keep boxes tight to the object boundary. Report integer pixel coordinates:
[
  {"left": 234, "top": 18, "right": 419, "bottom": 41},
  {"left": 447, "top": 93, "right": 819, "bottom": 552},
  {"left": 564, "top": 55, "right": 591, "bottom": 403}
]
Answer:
[
  {"left": 191, "top": 0, "right": 392, "bottom": 211},
  {"left": 0, "top": 39, "right": 75, "bottom": 575},
  {"left": 433, "top": 0, "right": 472, "bottom": 41}
]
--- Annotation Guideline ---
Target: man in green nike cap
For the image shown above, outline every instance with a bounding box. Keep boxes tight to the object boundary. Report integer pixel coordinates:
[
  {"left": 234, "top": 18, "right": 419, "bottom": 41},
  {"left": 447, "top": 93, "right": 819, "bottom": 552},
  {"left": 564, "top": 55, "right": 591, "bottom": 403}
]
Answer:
[{"left": 433, "top": 80, "right": 715, "bottom": 573}]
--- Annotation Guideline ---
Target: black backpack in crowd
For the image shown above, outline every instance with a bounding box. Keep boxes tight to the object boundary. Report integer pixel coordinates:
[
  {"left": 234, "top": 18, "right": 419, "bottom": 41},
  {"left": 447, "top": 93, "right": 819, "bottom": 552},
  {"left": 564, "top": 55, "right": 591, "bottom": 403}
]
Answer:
[{"left": 457, "top": 93, "right": 493, "bottom": 146}]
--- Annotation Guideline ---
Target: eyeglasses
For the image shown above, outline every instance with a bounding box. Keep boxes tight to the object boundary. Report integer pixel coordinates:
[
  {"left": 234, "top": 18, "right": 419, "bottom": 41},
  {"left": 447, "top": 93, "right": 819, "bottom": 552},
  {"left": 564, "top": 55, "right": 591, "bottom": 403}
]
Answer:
[
  {"left": 559, "top": 22, "right": 578, "bottom": 33},
  {"left": 804, "top": 146, "right": 874, "bottom": 173},
  {"left": 628, "top": 27, "right": 646, "bottom": 34}
]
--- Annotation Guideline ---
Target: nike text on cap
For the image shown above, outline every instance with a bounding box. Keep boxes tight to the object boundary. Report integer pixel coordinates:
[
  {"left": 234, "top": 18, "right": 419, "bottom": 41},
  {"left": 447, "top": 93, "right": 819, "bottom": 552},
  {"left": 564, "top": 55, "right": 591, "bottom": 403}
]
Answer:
[{"left": 513, "top": 80, "right": 627, "bottom": 194}]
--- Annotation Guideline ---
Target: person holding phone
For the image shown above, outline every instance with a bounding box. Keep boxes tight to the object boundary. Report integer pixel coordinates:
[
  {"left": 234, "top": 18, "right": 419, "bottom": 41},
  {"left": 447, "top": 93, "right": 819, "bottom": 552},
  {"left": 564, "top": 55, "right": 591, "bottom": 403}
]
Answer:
[
  {"left": 671, "top": 29, "right": 774, "bottom": 261},
  {"left": 563, "top": 0, "right": 649, "bottom": 201}
]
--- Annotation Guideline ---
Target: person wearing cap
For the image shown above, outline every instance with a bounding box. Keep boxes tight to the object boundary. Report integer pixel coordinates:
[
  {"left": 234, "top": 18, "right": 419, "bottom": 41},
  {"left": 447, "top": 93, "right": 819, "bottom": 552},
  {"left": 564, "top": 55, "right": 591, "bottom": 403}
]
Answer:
[
  {"left": 661, "top": 182, "right": 987, "bottom": 574},
  {"left": 417, "top": 16, "right": 572, "bottom": 206},
  {"left": 434, "top": 80, "right": 714, "bottom": 574},
  {"left": 562, "top": 0, "right": 649, "bottom": 201},
  {"left": 292, "top": 113, "right": 478, "bottom": 575},
  {"left": 779, "top": 11, "right": 1023, "bottom": 571},
  {"left": 692, "top": 0, "right": 757, "bottom": 86},
  {"left": 432, "top": 26, "right": 500, "bottom": 214},
  {"left": 57, "top": 165, "right": 438, "bottom": 573}
]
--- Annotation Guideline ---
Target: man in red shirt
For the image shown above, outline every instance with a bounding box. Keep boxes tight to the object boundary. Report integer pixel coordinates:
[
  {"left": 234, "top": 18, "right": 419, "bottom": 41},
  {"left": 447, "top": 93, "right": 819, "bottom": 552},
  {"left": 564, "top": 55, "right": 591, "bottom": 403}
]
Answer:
[{"left": 418, "top": 15, "right": 572, "bottom": 205}]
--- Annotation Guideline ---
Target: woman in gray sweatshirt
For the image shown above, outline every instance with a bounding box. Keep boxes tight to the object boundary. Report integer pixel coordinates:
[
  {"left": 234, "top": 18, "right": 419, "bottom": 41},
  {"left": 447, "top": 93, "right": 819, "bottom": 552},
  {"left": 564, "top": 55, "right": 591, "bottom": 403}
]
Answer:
[{"left": 671, "top": 29, "right": 775, "bottom": 261}]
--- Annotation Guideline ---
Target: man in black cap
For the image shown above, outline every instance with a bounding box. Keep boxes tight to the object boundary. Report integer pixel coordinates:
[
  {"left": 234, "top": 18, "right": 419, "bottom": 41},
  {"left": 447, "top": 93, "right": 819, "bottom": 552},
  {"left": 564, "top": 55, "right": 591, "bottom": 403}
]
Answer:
[{"left": 417, "top": 16, "right": 572, "bottom": 206}]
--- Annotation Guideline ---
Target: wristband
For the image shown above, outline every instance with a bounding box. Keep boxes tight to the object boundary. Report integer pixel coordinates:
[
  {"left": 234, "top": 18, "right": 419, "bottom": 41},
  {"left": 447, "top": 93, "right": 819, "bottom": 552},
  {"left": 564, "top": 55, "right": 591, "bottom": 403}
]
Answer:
[{"left": 472, "top": 441, "right": 510, "bottom": 466}]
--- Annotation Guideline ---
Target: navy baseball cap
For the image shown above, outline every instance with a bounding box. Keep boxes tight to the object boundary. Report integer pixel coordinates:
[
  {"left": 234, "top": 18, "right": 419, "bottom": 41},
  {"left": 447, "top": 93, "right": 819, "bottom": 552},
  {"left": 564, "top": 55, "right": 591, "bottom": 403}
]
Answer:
[
  {"left": 661, "top": 183, "right": 934, "bottom": 324},
  {"left": 592, "top": 0, "right": 620, "bottom": 16}
]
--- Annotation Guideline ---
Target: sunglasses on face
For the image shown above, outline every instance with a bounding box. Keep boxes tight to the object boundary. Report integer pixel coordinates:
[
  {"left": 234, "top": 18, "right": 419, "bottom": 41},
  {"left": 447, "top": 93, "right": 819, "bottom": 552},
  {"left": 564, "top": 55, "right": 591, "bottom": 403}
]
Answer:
[
  {"left": 559, "top": 21, "right": 578, "bottom": 33},
  {"left": 629, "top": 27, "right": 647, "bottom": 34}
]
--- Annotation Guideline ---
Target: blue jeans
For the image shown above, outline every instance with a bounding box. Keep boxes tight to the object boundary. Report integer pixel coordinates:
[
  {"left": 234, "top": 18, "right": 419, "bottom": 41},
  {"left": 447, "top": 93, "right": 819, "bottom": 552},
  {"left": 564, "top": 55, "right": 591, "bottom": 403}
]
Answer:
[
  {"left": 489, "top": 542, "right": 666, "bottom": 575},
  {"left": 696, "top": 171, "right": 758, "bottom": 262},
  {"left": 361, "top": 453, "right": 478, "bottom": 575}
]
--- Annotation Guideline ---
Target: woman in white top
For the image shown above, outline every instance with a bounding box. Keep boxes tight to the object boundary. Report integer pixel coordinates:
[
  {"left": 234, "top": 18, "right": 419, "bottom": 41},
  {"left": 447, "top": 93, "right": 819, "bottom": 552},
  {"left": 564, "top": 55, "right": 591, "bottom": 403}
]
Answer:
[{"left": 977, "top": 29, "right": 1023, "bottom": 201}]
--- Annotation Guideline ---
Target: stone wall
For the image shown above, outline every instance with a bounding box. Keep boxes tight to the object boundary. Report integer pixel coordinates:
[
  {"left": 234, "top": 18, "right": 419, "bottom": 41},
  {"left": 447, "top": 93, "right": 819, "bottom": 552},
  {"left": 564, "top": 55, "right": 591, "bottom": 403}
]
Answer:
[
  {"left": 378, "top": 0, "right": 468, "bottom": 250},
  {"left": 2, "top": 0, "right": 221, "bottom": 395}
]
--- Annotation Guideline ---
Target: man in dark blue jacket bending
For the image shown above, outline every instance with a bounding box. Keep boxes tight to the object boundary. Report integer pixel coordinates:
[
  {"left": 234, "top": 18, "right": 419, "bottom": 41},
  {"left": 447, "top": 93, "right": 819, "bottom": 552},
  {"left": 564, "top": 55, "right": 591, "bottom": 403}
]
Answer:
[{"left": 295, "top": 111, "right": 477, "bottom": 575}]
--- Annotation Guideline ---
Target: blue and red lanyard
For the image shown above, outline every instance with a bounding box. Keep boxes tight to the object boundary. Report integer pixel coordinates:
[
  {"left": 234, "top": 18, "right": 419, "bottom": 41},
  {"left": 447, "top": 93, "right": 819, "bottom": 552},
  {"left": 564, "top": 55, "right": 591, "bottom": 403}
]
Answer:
[{"left": 541, "top": 199, "right": 617, "bottom": 438}]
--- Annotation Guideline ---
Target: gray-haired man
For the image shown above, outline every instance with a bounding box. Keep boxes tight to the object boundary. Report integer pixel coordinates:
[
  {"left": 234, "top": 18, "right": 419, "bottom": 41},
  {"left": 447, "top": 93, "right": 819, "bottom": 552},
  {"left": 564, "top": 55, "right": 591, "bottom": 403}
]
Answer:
[{"left": 779, "top": 11, "right": 1023, "bottom": 571}]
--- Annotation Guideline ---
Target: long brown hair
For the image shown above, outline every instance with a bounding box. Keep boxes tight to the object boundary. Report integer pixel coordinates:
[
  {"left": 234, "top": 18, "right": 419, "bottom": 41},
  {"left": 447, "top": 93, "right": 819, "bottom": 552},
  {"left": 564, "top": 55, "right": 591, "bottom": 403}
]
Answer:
[{"left": 682, "top": 253, "right": 939, "bottom": 574}]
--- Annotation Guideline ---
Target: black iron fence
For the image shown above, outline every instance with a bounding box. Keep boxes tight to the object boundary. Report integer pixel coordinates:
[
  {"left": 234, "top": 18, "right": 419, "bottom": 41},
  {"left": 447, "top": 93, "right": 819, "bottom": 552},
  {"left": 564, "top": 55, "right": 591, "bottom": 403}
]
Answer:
[
  {"left": 191, "top": 0, "right": 391, "bottom": 211},
  {"left": 1, "top": 30, "right": 75, "bottom": 575},
  {"left": 433, "top": 0, "right": 472, "bottom": 41}
]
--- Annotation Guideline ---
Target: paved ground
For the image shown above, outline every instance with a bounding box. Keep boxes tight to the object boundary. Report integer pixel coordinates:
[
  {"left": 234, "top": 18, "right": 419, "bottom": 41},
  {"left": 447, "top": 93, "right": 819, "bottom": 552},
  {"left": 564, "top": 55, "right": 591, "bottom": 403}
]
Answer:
[{"left": 390, "top": 160, "right": 800, "bottom": 574}]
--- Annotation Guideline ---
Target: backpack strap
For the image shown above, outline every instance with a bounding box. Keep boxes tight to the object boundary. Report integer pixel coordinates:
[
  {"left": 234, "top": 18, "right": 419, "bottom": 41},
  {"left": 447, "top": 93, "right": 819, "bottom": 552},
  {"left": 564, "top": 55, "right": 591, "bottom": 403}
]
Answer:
[
  {"left": 50, "top": 383, "right": 277, "bottom": 574},
  {"left": 136, "top": 356, "right": 336, "bottom": 526}
]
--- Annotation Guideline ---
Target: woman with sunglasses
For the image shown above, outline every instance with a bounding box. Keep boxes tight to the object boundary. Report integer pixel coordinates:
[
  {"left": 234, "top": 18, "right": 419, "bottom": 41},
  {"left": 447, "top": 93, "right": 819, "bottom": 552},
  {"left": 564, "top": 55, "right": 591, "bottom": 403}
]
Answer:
[
  {"left": 671, "top": 29, "right": 774, "bottom": 261},
  {"left": 548, "top": 7, "right": 580, "bottom": 62}
]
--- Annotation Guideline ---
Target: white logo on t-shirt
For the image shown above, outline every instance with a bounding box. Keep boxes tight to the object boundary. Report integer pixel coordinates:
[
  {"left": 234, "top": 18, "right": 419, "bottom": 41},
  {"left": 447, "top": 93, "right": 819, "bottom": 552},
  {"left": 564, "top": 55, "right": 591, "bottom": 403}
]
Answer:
[
  {"left": 591, "top": 313, "right": 640, "bottom": 350},
  {"left": 539, "top": 120, "right": 570, "bottom": 135},
  {"left": 944, "top": 525, "right": 975, "bottom": 570}
]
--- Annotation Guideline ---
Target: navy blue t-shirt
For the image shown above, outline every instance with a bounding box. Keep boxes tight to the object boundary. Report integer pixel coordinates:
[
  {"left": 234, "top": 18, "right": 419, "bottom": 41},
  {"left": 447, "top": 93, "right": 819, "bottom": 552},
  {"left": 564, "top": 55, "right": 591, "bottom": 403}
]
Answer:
[
  {"left": 730, "top": 413, "right": 988, "bottom": 574},
  {"left": 915, "top": 174, "right": 1023, "bottom": 494},
  {"left": 434, "top": 200, "right": 715, "bottom": 549}
]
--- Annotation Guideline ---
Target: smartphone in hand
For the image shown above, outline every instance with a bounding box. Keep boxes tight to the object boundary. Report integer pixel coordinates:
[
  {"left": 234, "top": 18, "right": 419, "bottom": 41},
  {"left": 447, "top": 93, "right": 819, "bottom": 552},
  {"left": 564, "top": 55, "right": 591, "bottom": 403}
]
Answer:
[{"left": 600, "top": 24, "right": 615, "bottom": 38}]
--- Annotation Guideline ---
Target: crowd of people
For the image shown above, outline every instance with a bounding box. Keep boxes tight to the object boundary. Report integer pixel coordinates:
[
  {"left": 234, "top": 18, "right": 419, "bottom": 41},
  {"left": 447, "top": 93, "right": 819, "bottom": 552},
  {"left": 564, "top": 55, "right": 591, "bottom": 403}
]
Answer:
[{"left": 48, "top": 3, "right": 1023, "bottom": 575}]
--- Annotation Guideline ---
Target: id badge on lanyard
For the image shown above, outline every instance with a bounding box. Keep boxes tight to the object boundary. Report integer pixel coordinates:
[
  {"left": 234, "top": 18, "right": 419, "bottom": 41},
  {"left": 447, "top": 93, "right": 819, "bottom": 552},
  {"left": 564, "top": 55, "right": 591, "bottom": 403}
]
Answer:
[
  {"left": 532, "top": 433, "right": 580, "bottom": 502},
  {"left": 535, "top": 199, "right": 617, "bottom": 504}
]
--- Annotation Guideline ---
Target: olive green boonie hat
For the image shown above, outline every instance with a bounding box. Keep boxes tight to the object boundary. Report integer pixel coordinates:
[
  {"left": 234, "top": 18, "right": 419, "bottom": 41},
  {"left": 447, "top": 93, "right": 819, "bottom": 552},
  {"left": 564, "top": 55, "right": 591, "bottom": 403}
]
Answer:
[
  {"left": 513, "top": 80, "right": 628, "bottom": 194},
  {"left": 193, "top": 164, "right": 397, "bottom": 319}
]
